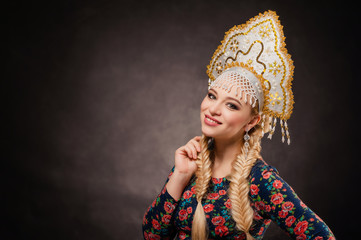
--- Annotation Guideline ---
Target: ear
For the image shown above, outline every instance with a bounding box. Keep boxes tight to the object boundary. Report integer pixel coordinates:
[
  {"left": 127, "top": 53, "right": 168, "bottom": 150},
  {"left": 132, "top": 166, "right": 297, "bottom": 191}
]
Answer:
[{"left": 245, "top": 115, "right": 261, "bottom": 131}]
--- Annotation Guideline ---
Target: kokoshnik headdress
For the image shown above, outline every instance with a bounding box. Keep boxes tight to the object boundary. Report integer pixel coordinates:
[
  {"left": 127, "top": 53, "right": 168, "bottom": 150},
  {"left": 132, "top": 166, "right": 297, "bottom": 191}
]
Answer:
[{"left": 207, "top": 10, "right": 294, "bottom": 144}]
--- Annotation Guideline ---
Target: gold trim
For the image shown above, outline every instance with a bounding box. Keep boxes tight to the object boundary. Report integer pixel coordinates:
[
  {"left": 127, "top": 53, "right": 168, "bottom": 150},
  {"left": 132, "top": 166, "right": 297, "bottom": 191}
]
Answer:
[{"left": 225, "top": 40, "right": 266, "bottom": 75}]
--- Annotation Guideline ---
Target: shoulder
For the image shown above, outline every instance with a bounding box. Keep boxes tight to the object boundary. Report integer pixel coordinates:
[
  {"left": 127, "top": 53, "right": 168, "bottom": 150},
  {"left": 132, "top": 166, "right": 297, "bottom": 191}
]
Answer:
[
  {"left": 248, "top": 159, "right": 286, "bottom": 207},
  {"left": 249, "top": 159, "right": 279, "bottom": 180}
]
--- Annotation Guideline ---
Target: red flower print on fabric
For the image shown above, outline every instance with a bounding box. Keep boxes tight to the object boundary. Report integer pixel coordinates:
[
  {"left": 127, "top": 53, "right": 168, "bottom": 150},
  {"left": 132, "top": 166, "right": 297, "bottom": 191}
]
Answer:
[
  {"left": 147, "top": 232, "right": 161, "bottom": 240},
  {"left": 212, "top": 178, "right": 222, "bottom": 184},
  {"left": 183, "top": 190, "right": 193, "bottom": 199},
  {"left": 282, "top": 201, "right": 294, "bottom": 212},
  {"left": 262, "top": 170, "right": 272, "bottom": 179},
  {"left": 161, "top": 214, "right": 171, "bottom": 225},
  {"left": 207, "top": 193, "right": 219, "bottom": 200},
  {"left": 143, "top": 162, "right": 335, "bottom": 240},
  {"left": 152, "top": 219, "right": 161, "bottom": 230},
  {"left": 164, "top": 201, "right": 175, "bottom": 213},
  {"left": 211, "top": 216, "right": 226, "bottom": 226},
  {"left": 178, "top": 231, "right": 187, "bottom": 240},
  {"left": 285, "top": 216, "right": 296, "bottom": 227},
  {"left": 224, "top": 199, "right": 232, "bottom": 209},
  {"left": 271, "top": 193, "right": 284, "bottom": 205},
  {"left": 254, "top": 201, "right": 265, "bottom": 211},
  {"left": 204, "top": 204, "right": 215, "bottom": 213},
  {"left": 294, "top": 220, "right": 309, "bottom": 235},
  {"left": 215, "top": 225, "right": 229, "bottom": 237},
  {"left": 254, "top": 211, "right": 263, "bottom": 221},
  {"left": 278, "top": 210, "right": 288, "bottom": 218},
  {"left": 179, "top": 209, "right": 188, "bottom": 221},
  {"left": 265, "top": 204, "right": 271, "bottom": 212},
  {"left": 219, "top": 190, "right": 227, "bottom": 195},
  {"left": 234, "top": 234, "right": 246, "bottom": 240},
  {"left": 296, "top": 233, "right": 307, "bottom": 240},
  {"left": 273, "top": 180, "right": 283, "bottom": 189},
  {"left": 187, "top": 207, "right": 192, "bottom": 214},
  {"left": 250, "top": 184, "right": 259, "bottom": 195},
  {"left": 182, "top": 226, "right": 191, "bottom": 231}
]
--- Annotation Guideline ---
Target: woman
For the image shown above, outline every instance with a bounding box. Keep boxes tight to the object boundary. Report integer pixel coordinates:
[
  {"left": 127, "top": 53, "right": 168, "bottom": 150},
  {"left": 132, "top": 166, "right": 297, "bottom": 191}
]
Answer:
[{"left": 142, "top": 11, "right": 335, "bottom": 239}]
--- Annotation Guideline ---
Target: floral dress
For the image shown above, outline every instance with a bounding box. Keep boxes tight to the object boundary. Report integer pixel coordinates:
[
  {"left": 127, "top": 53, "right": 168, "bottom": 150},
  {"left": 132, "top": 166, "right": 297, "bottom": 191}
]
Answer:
[{"left": 142, "top": 159, "right": 335, "bottom": 239}]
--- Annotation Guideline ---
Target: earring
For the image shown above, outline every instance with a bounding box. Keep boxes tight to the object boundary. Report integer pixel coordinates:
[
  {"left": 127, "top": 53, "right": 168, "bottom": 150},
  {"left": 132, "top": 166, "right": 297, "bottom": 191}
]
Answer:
[
  {"left": 243, "top": 129, "right": 250, "bottom": 157},
  {"left": 207, "top": 137, "right": 215, "bottom": 151}
]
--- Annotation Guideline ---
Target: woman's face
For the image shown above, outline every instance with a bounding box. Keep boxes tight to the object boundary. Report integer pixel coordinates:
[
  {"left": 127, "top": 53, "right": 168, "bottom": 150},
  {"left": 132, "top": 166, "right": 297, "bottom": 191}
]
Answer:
[{"left": 200, "top": 87, "right": 255, "bottom": 142}]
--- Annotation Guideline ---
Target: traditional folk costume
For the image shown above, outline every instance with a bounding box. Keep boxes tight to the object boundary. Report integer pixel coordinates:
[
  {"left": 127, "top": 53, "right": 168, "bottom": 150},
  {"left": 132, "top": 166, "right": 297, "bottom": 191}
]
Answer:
[{"left": 143, "top": 11, "right": 335, "bottom": 239}]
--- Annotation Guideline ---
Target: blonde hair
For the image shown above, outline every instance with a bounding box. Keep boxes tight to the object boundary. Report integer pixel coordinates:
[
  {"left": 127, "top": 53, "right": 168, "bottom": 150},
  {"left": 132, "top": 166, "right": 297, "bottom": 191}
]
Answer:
[{"left": 192, "top": 105, "right": 270, "bottom": 240}]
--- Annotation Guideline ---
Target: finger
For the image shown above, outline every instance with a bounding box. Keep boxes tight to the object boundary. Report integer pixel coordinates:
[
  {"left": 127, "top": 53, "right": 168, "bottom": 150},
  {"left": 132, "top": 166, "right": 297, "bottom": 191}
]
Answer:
[
  {"left": 193, "top": 136, "right": 201, "bottom": 141},
  {"left": 191, "top": 145, "right": 198, "bottom": 159},
  {"left": 184, "top": 146, "right": 195, "bottom": 159},
  {"left": 189, "top": 139, "right": 201, "bottom": 152},
  {"left": 186, "top": 145, "right": 198, "bottom": 159}
]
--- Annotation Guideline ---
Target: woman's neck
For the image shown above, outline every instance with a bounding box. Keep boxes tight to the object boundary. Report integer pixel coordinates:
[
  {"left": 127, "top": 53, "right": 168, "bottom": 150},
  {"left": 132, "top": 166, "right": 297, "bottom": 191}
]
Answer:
[{"left": 211, "top": 138, "right": 242, "bottom": 178}]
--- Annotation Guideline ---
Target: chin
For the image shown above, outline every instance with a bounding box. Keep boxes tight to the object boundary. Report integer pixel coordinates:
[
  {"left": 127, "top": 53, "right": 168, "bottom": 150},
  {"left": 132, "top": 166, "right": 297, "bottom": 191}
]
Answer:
[
  {"left": 201, "top": 132, "right": 214, "bottom": 138},
  {"left": 201, "top": 126, "right": 220, "bottom": 138},
  {"left": 201, "top": 127, "right": 212, "bottom": 138}
]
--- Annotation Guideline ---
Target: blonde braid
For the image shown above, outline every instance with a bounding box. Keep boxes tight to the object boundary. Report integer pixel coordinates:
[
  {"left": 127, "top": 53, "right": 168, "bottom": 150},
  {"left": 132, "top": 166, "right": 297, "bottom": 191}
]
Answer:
[
  {"left": 192, "top": 135, "right": 213, "bottom": 240},
  {"left": 228, "top": 115, "right": 269, "bottom": 239}
]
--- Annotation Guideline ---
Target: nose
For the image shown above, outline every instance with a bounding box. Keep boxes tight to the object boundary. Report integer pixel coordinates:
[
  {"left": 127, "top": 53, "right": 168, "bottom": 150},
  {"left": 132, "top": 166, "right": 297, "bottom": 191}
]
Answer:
[{"left": 209, "top": 100, "right": 221, "bottom": 116}]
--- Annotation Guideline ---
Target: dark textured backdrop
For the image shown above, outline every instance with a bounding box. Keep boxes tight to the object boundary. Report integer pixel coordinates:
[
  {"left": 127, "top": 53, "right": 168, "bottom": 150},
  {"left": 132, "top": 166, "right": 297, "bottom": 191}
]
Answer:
[{"left": 6, "top": 0, "right": 360, "bottom": 239}]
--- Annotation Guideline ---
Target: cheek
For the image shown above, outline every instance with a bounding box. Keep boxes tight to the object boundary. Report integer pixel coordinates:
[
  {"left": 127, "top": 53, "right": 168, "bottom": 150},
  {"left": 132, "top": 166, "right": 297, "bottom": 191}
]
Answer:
[
  {"left": 200, "top": 98, "right": 208, "bottom": 112},
  {"left": 223, "top": 111, "right": 248, "bottom": 128}
]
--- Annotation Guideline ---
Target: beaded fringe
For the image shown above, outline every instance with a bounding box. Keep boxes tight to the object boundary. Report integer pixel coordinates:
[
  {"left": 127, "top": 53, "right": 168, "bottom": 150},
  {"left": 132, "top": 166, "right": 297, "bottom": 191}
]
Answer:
[{"left": 265, "top": 115, "right": 291, "bottom": 145}]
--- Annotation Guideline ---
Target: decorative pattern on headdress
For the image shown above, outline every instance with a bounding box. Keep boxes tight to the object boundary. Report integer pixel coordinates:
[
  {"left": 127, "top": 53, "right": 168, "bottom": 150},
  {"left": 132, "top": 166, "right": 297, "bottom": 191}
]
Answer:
[{"left": 207, "top": 10, "right": 294, "bottom": 144}]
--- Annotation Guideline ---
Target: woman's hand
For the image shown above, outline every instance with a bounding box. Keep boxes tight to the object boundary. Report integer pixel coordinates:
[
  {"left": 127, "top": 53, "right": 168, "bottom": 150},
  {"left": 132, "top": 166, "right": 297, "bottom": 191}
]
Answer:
[
  {"left": 174, "top": 136, "right": 201, "bottom": 177},
  {"left": 166, "top": 136, "right": 202, "bottom": 200}
]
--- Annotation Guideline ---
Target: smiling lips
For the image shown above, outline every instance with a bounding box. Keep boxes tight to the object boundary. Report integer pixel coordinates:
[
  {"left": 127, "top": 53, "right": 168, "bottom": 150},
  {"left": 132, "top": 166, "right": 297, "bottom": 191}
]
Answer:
[{"left": 204, "top": 114, "right": 222, "bottom": 126}]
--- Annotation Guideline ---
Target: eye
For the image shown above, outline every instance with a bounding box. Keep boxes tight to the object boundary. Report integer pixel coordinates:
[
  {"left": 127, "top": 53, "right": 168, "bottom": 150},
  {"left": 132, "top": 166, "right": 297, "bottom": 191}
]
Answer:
[
  {"left": 226, "top": 103, "right": 239, "bottom": 110},
  {"left": 207, "top": 93, "right": 216, "bottom": 100}
]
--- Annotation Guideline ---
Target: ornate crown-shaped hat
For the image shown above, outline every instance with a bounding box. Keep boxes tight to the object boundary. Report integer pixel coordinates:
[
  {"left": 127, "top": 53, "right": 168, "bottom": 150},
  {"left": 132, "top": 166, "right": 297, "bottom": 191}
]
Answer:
[{"left": 207, "top": 10, "right": 294, "bottom": 144}]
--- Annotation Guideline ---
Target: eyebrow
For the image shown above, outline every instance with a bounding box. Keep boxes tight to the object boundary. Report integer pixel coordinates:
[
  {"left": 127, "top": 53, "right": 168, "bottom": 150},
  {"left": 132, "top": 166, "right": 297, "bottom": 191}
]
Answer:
[{"left": 209, "top": 88, "right": 243, "bottom": 106}]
